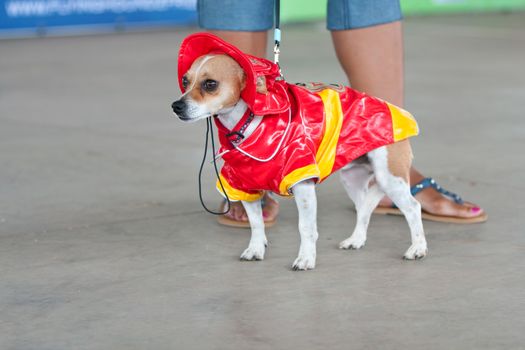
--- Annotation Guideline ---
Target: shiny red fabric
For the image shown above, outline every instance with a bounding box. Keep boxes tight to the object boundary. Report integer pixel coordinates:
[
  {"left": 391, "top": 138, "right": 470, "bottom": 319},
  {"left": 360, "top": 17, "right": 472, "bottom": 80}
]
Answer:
[
  {"left": 178, "top": 32, "right": 290, "bottom": 115},
  {"left": 177, "top": 33, "right": 417, "bottom": 200},
  {"left": 215, "top": 84, "right": 402, "bottom": 198}
]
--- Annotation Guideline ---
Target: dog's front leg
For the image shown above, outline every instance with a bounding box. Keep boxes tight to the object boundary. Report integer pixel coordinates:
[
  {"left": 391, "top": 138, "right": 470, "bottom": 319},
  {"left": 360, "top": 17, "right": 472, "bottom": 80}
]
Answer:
[
  {"left": 239, "top": 199, "right": 267, "bottom": 261},
  {"left": 291, "top": 180, "right": 318, "bottom": 270}
]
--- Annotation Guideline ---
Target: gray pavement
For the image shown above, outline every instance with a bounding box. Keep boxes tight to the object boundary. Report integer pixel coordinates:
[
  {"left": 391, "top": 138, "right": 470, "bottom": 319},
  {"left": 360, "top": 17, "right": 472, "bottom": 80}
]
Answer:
[{"left": 1, "top": 13, "right": 525, "bottom": 350}]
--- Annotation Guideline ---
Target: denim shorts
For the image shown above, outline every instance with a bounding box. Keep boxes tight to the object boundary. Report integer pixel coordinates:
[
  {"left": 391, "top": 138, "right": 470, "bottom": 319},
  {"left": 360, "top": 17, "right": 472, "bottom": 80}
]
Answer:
[{"left": 197, "top": 0, "right": 402, "bottom": 31}]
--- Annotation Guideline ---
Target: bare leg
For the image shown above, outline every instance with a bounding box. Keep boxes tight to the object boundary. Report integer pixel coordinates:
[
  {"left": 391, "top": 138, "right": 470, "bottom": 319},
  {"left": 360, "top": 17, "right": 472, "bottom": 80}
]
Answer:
[
  {"left": 332, "top": 21, "right": 404, "bottom": 105},
  {"left": 209, "top": 30, "right": 268, "bottom": 58},
  {"left": 331, "top": 21, "right": 484, "bottom": 220}
]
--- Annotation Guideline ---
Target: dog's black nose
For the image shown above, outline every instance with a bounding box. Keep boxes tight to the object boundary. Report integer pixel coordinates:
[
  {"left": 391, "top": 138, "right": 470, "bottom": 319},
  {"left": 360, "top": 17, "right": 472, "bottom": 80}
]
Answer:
[{"left": 171, "top": 100, "right": 186, "bottom": 115}]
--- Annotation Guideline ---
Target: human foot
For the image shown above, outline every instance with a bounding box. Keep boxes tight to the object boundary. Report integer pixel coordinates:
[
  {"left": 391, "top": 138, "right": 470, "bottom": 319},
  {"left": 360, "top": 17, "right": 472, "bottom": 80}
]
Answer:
[
  {"left": 217, "top": 192, "right": 279, "bottom": 228},
  {"left": 376, "top": 169, "right": 487, "bottom": 223}
]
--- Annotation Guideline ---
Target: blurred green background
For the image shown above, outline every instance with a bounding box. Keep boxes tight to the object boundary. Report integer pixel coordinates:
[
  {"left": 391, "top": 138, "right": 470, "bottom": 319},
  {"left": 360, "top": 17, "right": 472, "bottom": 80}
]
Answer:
[{"left": 281, "top": 0, "right": 525, "bottom": 22}]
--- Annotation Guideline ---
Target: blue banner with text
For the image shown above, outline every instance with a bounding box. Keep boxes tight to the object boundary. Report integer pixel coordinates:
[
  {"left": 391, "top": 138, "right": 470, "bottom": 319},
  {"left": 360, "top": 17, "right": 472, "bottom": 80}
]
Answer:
[{"left": 0, "top": 0, "right": 197, "bottom": 35}]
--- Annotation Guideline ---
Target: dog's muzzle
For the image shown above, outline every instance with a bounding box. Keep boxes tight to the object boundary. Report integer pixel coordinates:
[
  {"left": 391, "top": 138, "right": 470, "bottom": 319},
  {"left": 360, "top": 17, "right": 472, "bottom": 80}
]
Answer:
[{"left": 171, "top": 99, "right": 187, "bottom": 118}]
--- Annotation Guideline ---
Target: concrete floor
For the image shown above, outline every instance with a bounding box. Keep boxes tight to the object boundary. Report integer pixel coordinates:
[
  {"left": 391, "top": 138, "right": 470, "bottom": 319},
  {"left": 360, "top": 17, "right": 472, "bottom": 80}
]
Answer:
[{"left": 1, "top": 13, "right": 525, "bottom": 350}]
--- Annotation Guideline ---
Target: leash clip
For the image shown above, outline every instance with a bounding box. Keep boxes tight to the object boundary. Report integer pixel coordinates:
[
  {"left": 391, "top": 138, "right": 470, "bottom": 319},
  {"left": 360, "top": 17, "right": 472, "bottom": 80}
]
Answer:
[
  {"left": 273, "top": 27, "right": 281, "bottom": 65},
  {"left": 273, "top": 28, "right": 283, "bottom": 78},
  {"left": 226, "top": 130, "right": 245, "bottom": 145}
]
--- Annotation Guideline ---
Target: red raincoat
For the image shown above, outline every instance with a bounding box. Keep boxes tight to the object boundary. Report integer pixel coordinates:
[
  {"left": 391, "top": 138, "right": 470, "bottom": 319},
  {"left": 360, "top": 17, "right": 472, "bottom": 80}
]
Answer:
[{"left": 178, "top": 33, "right": 419, "bottom": 202}]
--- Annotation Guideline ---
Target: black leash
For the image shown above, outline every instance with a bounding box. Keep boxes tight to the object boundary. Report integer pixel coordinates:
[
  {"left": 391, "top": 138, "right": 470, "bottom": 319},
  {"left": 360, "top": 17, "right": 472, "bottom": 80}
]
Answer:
[
  {"left": 198, "top": 117, "right": 231, "bottom": 215},
  {"left": 275, "top": 0, "right": 281, "bottom": 39},
  {"left": 274, "top": 0, "right": 283, "bottom": 75},
  {"left": 197, "top": 1, "right": 283, "bottom": 215}
]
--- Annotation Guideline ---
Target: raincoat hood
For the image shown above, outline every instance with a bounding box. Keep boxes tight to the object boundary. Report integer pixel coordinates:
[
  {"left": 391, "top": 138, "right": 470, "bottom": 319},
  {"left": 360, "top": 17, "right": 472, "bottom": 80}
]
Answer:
[{"left": 177, "top": 32, "right": 290, "bottom": 115}]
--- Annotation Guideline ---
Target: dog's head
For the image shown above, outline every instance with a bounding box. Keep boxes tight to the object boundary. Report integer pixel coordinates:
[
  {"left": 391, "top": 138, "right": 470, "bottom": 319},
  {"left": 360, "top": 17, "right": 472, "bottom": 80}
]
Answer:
[
  {"left": 172, "top": 54, "right": 270, "bottom": 122},
  {"left": 172, "top": 33, "right": 290, "bottom": 122}
]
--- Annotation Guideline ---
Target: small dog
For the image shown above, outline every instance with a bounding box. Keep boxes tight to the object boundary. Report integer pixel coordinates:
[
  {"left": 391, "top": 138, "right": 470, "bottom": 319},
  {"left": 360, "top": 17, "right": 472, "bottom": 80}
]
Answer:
[{"left": 172, "top": 33, "right": 427, "bottom": 270}]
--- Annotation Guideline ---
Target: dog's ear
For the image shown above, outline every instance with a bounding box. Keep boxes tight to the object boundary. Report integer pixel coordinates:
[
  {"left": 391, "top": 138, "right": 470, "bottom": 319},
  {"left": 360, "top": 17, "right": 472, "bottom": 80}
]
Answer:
[
  {"left": 239, "top": 71, "right": 247, "bottom": 91},
  {"left": 256, "top": 76, "right": 268, "bottom": 94}
]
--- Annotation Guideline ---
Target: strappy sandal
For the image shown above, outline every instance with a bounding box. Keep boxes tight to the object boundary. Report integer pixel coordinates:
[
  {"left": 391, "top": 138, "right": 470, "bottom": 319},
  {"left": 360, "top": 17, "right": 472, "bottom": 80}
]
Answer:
[{"left": 373, "top": 177, "right": 488, "bottom": 224}]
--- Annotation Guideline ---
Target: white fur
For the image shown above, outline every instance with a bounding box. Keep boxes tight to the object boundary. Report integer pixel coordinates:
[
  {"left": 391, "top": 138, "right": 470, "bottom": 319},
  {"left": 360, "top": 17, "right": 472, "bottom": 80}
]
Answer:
[
  {"left": 175, "top": 56, "right": 428, "bottom": 269},
  {"left": 182, "top": 98, "right": 215, "bottom": 122},
  {"left": 240, "top": 180, "right": 319, "bottom": 270},
  {"left": 290, "top": 180, "right": 318, "bottom": 270},
  {"left": 237, "top": 139, "right": 428, "bottom": 268},
  {"left": 240, "top": 198, "right": 267, "bottom": 261},
  {"left": 337, "top": 147, "right": 427, "bottom": 259},
  {"left": 366, "top": 147, "right": 427, "bottom": 259},
  {"left": 217, "top": 100, "right": 248, "bottom": 130},
  {"left": 339, "top": 162, "right": 382, "bottom": 250},
  {"left": 180, "top": 55, "right": 216, "bottom": 100}
]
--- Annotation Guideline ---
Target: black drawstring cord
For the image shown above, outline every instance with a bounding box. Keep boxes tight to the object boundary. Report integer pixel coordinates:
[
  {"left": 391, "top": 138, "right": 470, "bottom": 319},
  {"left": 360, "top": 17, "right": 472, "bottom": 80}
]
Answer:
[{"left": 198, "top": 116, "right": 231, "bottom": 215}]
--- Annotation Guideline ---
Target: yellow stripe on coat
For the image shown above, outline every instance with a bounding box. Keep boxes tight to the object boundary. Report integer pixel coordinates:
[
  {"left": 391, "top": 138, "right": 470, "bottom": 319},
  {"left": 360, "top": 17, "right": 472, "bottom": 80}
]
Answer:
[
  {"left": 316, "top": 89, "right": 344, "bottom": 180},
  {"left": 217, "top": 174, "right": 264, "bottom": 202},
  {"left": 278, "top": 164, "right": 320, "bottom": 196},
  {"left": 387, "top": 103, "right": 419, "bottom": 142}
]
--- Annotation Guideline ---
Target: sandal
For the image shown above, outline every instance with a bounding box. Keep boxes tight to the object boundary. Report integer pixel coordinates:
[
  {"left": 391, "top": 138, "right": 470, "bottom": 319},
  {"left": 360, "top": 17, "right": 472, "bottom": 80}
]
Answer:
[
  {"left": 216, "top": 197, "right": 278, "bottom": 229},
  {"left": 373, "top": 177, "right": 488, "bottom": 224}
]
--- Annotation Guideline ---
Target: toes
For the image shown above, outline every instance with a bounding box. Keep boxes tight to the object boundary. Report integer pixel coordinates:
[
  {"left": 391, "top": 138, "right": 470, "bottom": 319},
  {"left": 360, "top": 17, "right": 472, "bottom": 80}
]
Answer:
[
  {"left": 467, "top": 205, "right": 484, "bottom": 217},
  {"left": 240, "top": 246, "right": 265, "bottom": 261},
  {"left": 228, "top": 202, "right": 249, "bottom": 222},
  {"left": 339, "top": 243, "right": 364, "bottom": 250},
  {"left": 403, "top": 253, "right": 426, "bottom": 260},
  {"left": 234, "top": 210, "right": 247, "bottom": 222},
  {"left": 291, "top": 256, "right": 316, "bottom": 270},
  {"left": 419, "top": 191, "right": 484, "bottom": 219},
  {"left": 447, "top": 201, "right": 483, "bottom": 218},
  {"left": 262, "top": 198, "right": 280, "bottom": 222},
  {"left": 403, "top": 244, "right": 428, "bottom": 260},
  {"left": 240, "top": 253, "right": 263, "bottom": 261},
  {"left": 339, "top": 237, "right": 365, "bottom": 250}
]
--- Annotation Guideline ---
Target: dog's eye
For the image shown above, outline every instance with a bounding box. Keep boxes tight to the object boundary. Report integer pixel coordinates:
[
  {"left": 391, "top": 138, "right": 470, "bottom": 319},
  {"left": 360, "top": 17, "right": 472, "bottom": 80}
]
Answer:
[
  {"left": 202, "top": 79, "right": 218, "bottom": 93},
  {"left": 182, "top": 76, "right": 189, "bottom": 89}
]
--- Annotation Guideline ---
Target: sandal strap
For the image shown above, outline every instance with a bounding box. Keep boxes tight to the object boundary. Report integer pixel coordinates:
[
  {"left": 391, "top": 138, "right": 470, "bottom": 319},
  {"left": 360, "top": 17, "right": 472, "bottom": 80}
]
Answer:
[{"left": 392, "top": 177, "right": 464, "bottom": 208}]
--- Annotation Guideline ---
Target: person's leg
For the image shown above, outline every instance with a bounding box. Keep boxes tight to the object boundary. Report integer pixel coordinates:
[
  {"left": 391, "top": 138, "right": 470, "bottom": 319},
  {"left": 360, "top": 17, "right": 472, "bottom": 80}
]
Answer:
[
  {"left": 331, "top": 21, "right": 404, "bottom": 105},
  {"left": 198, "top": 0, "right": 279, "bottom": 224},
  {"left": 329, "top": 0, "right": 484, "bottom": 220},
  {"left": 207, "top": 31, "right": 268, "bottom": 58},
  {"left": 197, "top": 0, "right": 272, "bottom": 57}
]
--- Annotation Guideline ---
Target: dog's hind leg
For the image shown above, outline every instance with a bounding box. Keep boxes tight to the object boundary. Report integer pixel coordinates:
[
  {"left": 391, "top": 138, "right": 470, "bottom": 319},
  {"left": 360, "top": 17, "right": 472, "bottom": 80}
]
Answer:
[
  {"left": 368, "top": 142, "right": 428, "bottom": 260},
  {"left": 291, "top": 180, "right": 318, "bottom": 270},
  {"left": 240, "top": 199, "right": 267, "bottom": 261},
  {"left": 339, "top": 162, "right": 385, "bottom": 250}
]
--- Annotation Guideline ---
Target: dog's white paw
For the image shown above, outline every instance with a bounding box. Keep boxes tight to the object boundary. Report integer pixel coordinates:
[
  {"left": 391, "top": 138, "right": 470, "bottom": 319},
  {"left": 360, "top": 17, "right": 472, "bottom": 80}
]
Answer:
[
  {"left": 339, "top": 235, "right": 366, "bottom": 250},
  {"left": 292, "top": 254, "right": 316, "bottom": 271},
  {"left": 240, "top": 244, "right": 265, "bottom": 261},
  {"left": 403, "top": 243, "right": 428, "bottom": 260}
]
